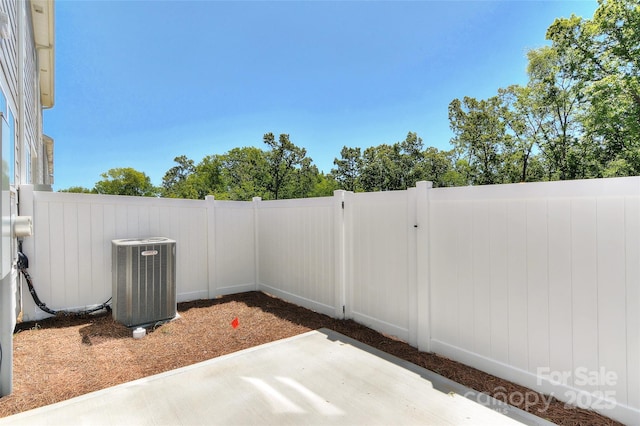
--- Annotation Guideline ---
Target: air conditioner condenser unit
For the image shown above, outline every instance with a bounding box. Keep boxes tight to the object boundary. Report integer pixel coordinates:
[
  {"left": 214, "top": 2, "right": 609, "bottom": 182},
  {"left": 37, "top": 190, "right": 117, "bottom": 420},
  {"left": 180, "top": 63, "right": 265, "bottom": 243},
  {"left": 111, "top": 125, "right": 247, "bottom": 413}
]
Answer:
[{"left": 112, "top": 237, "right": 176, "bottom": 327}]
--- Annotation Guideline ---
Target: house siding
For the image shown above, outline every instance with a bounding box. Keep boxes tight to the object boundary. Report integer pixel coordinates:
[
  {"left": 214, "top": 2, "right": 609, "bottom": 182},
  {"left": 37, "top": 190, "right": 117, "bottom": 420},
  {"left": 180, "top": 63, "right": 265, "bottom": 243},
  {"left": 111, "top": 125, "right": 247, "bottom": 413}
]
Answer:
[
  {"left": 23, "top": 5, "right": 39, "bottom": 184},
  {"left": 0, "top": 0, "right": 18, "bottom": 107},
  {"left": 1, "top": 0, "right": 48, "bottom": 186},
  {"left": 0, "top": 0, "right": 53, "bottom": 396}
]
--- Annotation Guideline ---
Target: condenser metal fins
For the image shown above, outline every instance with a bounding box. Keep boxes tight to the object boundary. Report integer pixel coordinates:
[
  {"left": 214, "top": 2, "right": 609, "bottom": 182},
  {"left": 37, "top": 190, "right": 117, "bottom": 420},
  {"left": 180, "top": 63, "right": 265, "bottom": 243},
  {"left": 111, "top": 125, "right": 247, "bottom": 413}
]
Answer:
[{"left": 112, "top": 238, "right": 176, "bottom": 327}]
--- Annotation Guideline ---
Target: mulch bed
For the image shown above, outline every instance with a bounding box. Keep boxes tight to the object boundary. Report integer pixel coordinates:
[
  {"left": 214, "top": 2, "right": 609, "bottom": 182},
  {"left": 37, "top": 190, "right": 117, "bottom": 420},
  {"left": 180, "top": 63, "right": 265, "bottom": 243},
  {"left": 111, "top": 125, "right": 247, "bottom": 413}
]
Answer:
[{"left": 0, "top": 291, "right": 621, "bottom": 424}]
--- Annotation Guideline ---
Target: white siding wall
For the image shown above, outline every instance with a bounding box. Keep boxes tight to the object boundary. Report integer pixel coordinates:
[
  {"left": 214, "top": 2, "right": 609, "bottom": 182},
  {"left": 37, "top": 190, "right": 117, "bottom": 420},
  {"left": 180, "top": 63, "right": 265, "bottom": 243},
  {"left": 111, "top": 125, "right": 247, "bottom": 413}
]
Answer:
[
  {"left": 1, "top": 0, "right": 49, "bottom": 396},
  {"left": 22, "top": 6, "right": 37, "bottom": 184},
  {"left": 0, "top": 0, "right": 18, "bottom": 103}
]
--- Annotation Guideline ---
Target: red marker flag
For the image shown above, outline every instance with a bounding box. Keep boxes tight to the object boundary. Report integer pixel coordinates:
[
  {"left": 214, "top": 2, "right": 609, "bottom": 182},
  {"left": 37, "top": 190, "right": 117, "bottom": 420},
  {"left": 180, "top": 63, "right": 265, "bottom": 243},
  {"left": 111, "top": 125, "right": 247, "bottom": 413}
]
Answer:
[{"left": 231, "top": 317, "right": 239, "bottom": 329}]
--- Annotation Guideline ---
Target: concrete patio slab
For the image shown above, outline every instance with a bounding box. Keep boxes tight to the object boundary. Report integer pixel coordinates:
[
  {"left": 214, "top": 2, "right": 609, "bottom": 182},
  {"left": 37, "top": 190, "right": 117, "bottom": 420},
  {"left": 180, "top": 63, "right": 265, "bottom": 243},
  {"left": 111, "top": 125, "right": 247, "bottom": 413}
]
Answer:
[{"left": 0, "top": 329, "right": 553, "bottom": 425}]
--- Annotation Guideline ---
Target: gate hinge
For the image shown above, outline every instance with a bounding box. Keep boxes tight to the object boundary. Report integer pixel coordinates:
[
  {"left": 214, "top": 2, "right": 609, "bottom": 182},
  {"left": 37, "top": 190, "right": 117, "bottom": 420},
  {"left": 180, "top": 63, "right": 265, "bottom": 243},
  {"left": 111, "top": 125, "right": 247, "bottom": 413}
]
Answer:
[{"left": 341, "top": 201, "right": 344, "bottom": 209}]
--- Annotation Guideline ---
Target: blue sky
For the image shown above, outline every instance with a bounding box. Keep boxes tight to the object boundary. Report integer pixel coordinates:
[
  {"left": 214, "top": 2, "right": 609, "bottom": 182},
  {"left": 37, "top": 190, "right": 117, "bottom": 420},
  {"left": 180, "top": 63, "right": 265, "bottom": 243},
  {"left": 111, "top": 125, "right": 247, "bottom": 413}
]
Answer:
[{"left": 46, "top": 0, "right": 599, "bottom": 191}]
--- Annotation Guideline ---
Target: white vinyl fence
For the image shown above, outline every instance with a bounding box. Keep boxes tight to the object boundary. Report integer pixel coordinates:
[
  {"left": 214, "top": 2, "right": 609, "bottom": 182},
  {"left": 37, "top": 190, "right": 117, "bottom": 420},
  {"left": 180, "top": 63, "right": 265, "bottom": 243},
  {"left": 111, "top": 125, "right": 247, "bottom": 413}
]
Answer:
[
  {"left": 208, "top": 197, "right": 257, "bottom": 296},
  {"left": 16, "top": 177, "right": 640, "bottom": 424},
  {"left": 256, "top": 196, "right": 343, "bottom": 318},
  {"left": 428, "top": 178, "right": 639, "bottom": 426},
  {"left": 18, "top": 189, "right": 258, "bottom": 316},
  {"left": 345, "top": 188, "right": 418, "bottom": 345}
]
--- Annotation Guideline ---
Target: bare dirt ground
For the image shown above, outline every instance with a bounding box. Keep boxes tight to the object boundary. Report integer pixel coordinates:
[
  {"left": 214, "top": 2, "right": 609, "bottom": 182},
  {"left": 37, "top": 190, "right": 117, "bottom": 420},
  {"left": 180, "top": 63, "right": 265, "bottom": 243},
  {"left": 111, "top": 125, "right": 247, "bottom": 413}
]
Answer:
[{"left": 0, "top": 291, "right": 621, "bottom": 425}]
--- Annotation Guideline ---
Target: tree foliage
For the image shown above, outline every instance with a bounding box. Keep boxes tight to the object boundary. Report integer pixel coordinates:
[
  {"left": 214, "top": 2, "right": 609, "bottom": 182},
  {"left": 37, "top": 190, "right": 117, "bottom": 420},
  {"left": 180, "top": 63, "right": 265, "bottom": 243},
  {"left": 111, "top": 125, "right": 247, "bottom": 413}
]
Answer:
[
  {"left": 217, "top": 147, "right": 269, "bottom": 200},
  {"left": 263, "top": 133, "right": 313, "bottom": 200},
  {"left": 448, "top": 96, "right": 508, "bottom": 185},
  {"left": 332, "top": 146, "right": 361, "bottom": 192},
  {"left": 330, "top": 132, "right": 461, "bottom": 191},
  {"left": 94, "top": 168, "right": 158, "bottom": 197},
  {"left": 157, "top": 134, "right": 323, "bottom": 201},
  {"left": 161, "top": 155, "right": 198, "bottom": 199},
  {"left": 546, "top": 0, "right": 640, "bottom": 175},
  {"left": 59, "top": 186, "right": 94, "bottom": 194},
  {"left": 447, "top": 1, "right": 639, "bottom": 183}
]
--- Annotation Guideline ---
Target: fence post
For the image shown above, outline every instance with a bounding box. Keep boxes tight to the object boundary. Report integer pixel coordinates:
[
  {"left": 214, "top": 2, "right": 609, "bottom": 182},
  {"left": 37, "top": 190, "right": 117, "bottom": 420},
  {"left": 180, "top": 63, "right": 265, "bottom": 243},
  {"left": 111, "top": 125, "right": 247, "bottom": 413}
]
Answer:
[
  {"left": 205, "top": 195, "right": 217, "bottom": 298},
  {"left": 16, "top": 184, "right": 36, "bottom": 322},
  {"left": 253, "top": 197, "right": 261, "bottom": 291},
  {"left": 416, "top": 181, "right": 432, "bottom": 352}
]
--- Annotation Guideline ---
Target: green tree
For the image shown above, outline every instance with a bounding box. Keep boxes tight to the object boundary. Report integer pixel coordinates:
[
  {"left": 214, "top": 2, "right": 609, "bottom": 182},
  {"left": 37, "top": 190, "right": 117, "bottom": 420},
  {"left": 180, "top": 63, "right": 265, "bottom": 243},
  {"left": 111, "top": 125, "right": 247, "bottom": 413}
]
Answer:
[
  {"left": 421, "top": 147, "right": 465, "bottom": 187},
  {"left": 158, "top": 138, "right": 323, "bottom": 201},
  {"left": 309, "top": 172, "right": 339, "bottom": 197},
  {"left": 448, "top": 96, "right": 508, "bottom": 185},
  {"left": 217, "top": 147, "right": 269, "bottom": 201},
  {"left": 399, "top": 132, "right": 427, "bottom": 186},
  {"left": 358, "top": 143, "right": 405, "bottom": 191},
  {"left": 94, "top": 168, "right": 159, "bottom": 197},
  {"left": 525, "top": 46, "right": 593, "bottom": 180},
  {"left": 58, "top": 186, "right": 94, "bottom": 194},
  {"left": 546, "top": 0, "right": 640, "bottom": 175},
  {"left": 161, "top": 155, "right": 196, "bottom": 198},
  {"left": 189, "top": 155, "right": 224, "bottom": 199},
  {"left": 332, "top": 146, "right": 362, "bottom": 192},
  {"left": 263, "top": 133, "right": 310, "bottom": 200},
  {"left": 357, "top": 132, "right": 430, "bottom": 192},
  {"left": 288, "top": 157, "right": 319, "bottom": 199},
  {"left": 498, "top": 85, "right": 544, "bottom": 182},
  {"left": 160, "top": 155, "right": 223, "bottom": 199}
]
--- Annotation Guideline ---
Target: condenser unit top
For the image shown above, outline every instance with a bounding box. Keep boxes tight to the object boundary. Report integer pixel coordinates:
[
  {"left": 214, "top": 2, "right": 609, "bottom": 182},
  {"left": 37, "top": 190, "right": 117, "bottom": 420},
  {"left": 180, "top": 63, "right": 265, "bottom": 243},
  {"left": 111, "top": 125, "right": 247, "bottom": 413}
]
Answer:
[{"left": 112, "top": 237, "right": 175, "bottom": 246}]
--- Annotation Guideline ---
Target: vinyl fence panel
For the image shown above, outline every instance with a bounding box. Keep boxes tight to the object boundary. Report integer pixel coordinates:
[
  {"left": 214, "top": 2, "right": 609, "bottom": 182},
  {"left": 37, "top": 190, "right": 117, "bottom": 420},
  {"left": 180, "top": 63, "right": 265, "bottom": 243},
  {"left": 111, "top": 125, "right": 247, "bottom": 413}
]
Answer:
[
  {"left": 428, "top": 177, "right": 640, "bottom": 425},
  {"left": 256, "top": 196, "right": 339, "bottom": 317},
  {"left": 20, "top": 189, "right": 210, "bottom": 320},
  {"left": 208, "top": 197, "right": 256, "bottom": 296},
  {"left": 625, "top": 197, "right": 640, "bottom": 411}
]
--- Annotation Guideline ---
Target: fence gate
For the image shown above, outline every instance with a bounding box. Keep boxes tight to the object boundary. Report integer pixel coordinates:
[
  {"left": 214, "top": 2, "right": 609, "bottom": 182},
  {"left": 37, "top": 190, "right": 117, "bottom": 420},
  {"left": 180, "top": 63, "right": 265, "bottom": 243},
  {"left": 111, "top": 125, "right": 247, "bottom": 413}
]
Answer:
[{"left": 343, "top": 189, "right": 419, "bottom": 346}]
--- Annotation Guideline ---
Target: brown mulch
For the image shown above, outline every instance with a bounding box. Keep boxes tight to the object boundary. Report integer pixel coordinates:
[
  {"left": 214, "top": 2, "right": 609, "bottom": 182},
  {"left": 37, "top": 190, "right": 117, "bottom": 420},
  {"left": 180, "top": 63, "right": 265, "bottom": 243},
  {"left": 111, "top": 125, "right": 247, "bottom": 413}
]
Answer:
[{"left": 0, "top": 291, "right": 621, "bottom": 425}]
